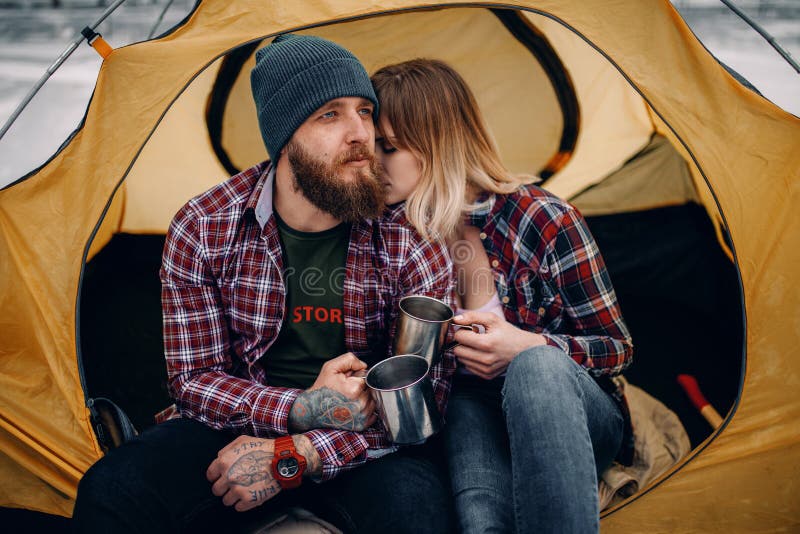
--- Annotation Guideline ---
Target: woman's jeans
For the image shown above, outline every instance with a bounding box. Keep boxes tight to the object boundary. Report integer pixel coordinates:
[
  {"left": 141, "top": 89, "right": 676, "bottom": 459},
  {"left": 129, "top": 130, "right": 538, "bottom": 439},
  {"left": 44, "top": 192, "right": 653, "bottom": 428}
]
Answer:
[
  {"left": 444, "top": 345, "right": 624, "bottom": 534},
  {"left": 73, "top": 417, "right": 454, "bottom": 534}
]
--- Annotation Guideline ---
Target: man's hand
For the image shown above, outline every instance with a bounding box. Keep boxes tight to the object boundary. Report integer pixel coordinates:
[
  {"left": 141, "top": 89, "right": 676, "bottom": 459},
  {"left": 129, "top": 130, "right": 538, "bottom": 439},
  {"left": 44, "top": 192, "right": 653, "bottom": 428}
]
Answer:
[
  {"left": 453, "top": 311, "right": 547, "bottom": 379},
  {"left": 207, "top": 436, "right": 280, "bottom": 512},
  {"left": 206, "top": 435, "right": 323, "bottom": 512},
  {"left": 288, "top": 353, "right": 376, "bottom": 433}
]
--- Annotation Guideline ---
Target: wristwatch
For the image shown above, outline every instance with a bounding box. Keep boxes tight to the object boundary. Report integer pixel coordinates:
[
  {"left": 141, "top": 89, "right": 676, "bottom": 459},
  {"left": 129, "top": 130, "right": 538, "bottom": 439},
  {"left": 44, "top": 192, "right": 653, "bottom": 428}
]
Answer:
[{"left": 271, "top": 436, "right": 306, "bottom": 489}]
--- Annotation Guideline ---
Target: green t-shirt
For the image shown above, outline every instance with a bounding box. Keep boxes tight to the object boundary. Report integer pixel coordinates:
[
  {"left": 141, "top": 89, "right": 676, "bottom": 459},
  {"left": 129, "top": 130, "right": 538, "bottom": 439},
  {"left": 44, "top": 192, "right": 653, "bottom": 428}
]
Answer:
[{"left": 262, "top": 213, "right": 351, "bottom": 389}]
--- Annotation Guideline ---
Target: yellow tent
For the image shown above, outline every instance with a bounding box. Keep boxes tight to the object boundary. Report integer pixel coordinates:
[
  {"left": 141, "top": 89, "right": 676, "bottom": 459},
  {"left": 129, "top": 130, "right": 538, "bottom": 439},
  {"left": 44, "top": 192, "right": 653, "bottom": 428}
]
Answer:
[{"left": 0, "top": 0, "right": 798, "bottom": 530}]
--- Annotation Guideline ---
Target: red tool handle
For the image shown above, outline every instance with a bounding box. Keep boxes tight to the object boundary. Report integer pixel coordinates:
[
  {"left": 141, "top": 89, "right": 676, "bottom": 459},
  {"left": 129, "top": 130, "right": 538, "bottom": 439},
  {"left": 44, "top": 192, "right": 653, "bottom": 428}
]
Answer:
[
  {"left": 677, "top": 374, "right": 723, "bottom": 429},
  {"left": 677, "top": 374, "right": 709, "bottom": 411}
]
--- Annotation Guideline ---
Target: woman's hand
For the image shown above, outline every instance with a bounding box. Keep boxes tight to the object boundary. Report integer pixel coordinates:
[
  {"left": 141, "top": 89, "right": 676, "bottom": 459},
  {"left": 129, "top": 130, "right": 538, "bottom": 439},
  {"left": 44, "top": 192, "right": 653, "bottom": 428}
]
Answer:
[{"left": 452, "top": 311, "right": 547, "bottom": 379}]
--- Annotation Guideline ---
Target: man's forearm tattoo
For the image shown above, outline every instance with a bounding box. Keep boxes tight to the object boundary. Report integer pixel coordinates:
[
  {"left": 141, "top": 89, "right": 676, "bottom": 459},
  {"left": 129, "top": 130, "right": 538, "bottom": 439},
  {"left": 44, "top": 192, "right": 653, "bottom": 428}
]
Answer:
[
  {"left": 228, "top": 450, "right": 271, "bottom": 486},
  {"left": 294, "top": 436, "right": 322, "bottom": 477},
  {"left": 289, "top": 387, "right": 366, "bottom": 432}
]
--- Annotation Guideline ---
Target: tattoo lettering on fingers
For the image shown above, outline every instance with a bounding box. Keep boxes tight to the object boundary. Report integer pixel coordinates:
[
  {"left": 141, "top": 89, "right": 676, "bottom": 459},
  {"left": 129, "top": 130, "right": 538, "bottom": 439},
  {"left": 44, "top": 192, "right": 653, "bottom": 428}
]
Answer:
[
  {"left": 228, "top": 451, "right": 271, "bottom": 486},
  {"left": 249, "top": 486, "right": 278, "bottom": 503},
  {"left": 289, "top": 388, "right": 367, "bottom": 431},
  {"left": 232, "top": 441, "right": 265, "bottom": 456}
]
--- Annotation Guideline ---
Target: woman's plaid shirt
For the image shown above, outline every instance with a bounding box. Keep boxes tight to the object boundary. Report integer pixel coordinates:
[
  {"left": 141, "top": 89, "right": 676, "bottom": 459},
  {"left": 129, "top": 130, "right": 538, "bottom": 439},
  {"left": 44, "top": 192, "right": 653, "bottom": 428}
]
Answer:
[
  {"left": 470, "top": 184, "right": 635, "bottom": 463},
  {"left": 159, "top": 162, "right": 455, "bottom": 481},
  {"left": 469, "top": 185, "right": 633, "bottom": 372}
]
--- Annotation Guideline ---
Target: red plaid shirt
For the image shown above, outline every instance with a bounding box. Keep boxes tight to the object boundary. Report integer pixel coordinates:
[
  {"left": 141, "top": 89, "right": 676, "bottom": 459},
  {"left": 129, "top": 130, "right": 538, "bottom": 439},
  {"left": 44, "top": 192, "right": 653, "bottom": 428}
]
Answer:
[
  {"left": 470, "top": 185, "right": 633, "bottom": 372},
  {"left": 159, "top": 162, "right": 455, "bottom": 481},
  {"left": 470, "top": 185, "right": 635, "bottom": 463}
]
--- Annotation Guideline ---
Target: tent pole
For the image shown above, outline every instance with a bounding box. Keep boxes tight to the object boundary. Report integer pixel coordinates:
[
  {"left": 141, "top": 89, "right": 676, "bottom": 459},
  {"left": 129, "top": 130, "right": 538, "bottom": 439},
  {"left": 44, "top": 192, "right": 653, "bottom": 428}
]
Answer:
[
  {"left": 148, "top": 0, "right": 177, "bottom": 39},
  {"left": 0, "top": 0, "right": 128, "bottom": 143},
  {"left": 719, "top": 0, "right": 800, "bottom": 74}
]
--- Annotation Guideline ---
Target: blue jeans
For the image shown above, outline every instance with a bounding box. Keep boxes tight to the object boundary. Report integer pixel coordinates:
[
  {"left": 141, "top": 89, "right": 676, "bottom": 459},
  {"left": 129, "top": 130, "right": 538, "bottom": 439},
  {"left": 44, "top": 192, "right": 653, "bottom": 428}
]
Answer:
[
  {"left": 73, "top": 417, "right": 453, "bottom": 533},
  {"left": 444, "top": 345, "right": 624, "bottom": 534}
]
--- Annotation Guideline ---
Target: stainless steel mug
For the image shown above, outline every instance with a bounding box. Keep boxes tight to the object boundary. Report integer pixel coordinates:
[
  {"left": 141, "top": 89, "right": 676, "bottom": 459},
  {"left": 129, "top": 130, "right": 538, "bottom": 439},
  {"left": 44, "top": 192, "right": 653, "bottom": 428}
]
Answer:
[
  {"left": 365, "top": 354, "right": 441, "bottom": 445},
  {"left": 394, "top": 295, "right": 478, "bottom": 366}
]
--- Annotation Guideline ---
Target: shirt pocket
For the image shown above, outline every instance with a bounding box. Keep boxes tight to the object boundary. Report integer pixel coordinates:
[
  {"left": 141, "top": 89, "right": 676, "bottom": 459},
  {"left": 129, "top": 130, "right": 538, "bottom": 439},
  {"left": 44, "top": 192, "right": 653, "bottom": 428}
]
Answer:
[
  {"left": 516, "top": 269, "right": 557, "bottom": 329},
  {"left": 220, "top": 260, "right": 282, "bottom": 344}
]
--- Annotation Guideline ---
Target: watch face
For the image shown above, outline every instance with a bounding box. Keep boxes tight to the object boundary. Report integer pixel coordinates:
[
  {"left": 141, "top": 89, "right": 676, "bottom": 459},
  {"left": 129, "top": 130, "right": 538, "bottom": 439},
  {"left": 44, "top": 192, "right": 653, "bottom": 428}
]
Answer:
[{"left": 276, "top": 457, "right": 299, "bottom": 479}]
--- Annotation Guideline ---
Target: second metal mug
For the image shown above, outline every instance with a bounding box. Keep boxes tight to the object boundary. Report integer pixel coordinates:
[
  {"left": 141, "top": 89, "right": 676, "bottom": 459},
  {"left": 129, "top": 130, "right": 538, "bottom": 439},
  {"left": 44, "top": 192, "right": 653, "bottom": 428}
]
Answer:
[
  {"left": 394, "top": 295, "right": 475, "bottom": 366},
  {"left": 365, "top": 354, "right": 442, "bottom": 445}
]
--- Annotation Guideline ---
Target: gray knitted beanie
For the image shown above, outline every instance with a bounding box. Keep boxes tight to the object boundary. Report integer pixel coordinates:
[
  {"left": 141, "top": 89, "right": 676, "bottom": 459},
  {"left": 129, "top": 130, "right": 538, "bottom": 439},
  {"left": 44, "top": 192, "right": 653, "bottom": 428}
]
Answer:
[{"left": 250, "top": 34, "right": 379, "bottom": 161}]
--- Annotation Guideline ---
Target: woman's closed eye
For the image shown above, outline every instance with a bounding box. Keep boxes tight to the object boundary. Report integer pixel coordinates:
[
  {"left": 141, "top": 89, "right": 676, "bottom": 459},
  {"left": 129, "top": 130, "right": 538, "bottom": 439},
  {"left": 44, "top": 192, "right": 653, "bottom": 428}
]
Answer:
[{"left": 375, "top": 137, "right": 397, "bottom": 154}]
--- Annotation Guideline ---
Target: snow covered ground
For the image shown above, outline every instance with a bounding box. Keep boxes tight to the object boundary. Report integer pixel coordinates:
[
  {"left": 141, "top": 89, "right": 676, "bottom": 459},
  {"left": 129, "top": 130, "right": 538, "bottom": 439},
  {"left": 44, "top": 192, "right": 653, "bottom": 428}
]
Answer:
[{"left": 0, "top": 1, "right": 797, "bottom": 188}]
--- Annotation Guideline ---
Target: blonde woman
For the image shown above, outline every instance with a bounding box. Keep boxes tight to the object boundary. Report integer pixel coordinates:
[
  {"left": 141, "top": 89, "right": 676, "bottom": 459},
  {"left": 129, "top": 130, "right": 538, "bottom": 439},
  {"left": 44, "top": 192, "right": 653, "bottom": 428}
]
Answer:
[{"left": 371, "top": 59, "right": 634, "bottom": 534}]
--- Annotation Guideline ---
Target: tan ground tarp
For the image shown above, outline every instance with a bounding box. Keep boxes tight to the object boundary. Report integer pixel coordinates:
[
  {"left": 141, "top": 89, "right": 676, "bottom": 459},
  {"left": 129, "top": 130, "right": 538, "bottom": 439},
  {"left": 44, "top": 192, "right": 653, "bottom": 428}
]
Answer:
[{"left": 0, "top": 1, "right": 797, "bottom": 528}]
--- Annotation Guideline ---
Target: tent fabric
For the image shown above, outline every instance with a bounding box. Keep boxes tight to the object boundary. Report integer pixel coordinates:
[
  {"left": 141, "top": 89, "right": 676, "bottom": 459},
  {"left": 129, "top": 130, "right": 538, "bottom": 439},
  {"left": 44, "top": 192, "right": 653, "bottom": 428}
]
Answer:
[
  {"left": 571, "top": 134, "right": 699, "bottom": 216},
  {"left": 0, "top": 0, "right": 797, "bottom": 528},
  {"left": 115, "top": 6, "right": 653, "bottom": 236}
]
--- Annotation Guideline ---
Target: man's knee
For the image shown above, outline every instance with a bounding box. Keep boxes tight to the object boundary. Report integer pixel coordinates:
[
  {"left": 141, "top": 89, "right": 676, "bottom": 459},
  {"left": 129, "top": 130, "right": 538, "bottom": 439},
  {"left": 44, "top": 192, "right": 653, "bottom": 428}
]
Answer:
[
  {"left": 76, "top": 456, "right": 114, "bottom": 507},
  {"left": 76, "top": 443, "right": 151, "bottom": 508},
  {"left": 73, "top": 449, "right": 150, "bottom": 529}
]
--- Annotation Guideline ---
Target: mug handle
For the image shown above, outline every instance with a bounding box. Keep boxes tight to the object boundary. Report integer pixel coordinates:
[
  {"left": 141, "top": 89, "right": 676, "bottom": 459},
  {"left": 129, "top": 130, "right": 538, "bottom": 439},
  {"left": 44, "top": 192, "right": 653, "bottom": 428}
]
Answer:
[{"left": 443, "top": 323, "right": 485, "bottom": 351}]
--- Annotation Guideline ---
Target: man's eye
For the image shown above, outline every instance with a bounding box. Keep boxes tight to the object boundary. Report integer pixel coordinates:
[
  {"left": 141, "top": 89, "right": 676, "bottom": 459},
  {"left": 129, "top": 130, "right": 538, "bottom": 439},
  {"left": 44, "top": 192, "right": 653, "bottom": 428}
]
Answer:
[
  {"left": 359, "top": 107, "right": 373, "bottom": 116},
  {"left": 321, "top": 111, "right": 336, "bottom": 119}
]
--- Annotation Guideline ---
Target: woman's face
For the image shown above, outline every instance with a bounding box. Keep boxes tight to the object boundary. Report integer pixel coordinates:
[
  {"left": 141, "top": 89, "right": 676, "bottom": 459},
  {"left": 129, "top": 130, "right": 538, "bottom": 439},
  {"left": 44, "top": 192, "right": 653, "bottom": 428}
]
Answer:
[{"left": 376, "top": 114, "right": 422, "bottom": 206}]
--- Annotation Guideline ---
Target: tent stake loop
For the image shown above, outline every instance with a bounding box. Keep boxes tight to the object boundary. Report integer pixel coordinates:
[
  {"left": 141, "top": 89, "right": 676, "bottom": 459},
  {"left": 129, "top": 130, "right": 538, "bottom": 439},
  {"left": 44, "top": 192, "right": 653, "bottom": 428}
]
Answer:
[{"left": 82, "top": 27, "right": 114, "bottom": 59}]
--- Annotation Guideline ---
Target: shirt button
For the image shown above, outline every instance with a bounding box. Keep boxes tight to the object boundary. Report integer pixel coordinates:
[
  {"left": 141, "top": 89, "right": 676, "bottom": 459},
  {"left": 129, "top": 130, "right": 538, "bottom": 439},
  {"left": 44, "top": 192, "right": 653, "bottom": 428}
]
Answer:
[
  {"left": 479, "top": 232, "right": 487, "bottom": 240},
  {"left": 501, "top": 296, "right": 510, "bottom": 304},
  {"left": 336, "top": 453, "right": 344, "bottom": 460},
  {"left": 491, "top": 259, "right": 499, "bottom": 268}
]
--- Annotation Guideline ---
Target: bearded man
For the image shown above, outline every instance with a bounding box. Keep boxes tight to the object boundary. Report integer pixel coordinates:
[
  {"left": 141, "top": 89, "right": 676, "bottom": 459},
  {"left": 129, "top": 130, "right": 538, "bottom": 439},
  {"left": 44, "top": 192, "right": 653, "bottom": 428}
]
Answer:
[{"left": 73, "top": 35, "right": 456, "bottom": 533}]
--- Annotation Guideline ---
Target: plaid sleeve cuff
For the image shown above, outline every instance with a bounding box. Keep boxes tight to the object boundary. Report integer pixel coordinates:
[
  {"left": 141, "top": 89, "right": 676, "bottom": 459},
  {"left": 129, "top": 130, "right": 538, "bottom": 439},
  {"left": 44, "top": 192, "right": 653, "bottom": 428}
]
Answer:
[
  {"left": 303, "top": 429, "right": 369, "bottom": 481},
  {"left": 541, "top": 333, "right": 571, "bottom": 355},
  {"left": 252, "top": 387, "right": 302, "bottom": 436},
  {"left": 540, "top": 333, "right": 633, "bottom": 376}
]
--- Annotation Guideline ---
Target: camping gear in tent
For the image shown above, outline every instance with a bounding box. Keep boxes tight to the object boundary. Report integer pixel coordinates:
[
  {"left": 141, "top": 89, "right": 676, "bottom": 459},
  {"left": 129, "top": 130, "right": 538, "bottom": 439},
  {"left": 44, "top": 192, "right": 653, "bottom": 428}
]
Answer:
[
  {"left": 678, "top": 374, "right": 725, "bottom": 430},
  {"left": 0, "top": 0, "right": 797, "bottom": 531}
]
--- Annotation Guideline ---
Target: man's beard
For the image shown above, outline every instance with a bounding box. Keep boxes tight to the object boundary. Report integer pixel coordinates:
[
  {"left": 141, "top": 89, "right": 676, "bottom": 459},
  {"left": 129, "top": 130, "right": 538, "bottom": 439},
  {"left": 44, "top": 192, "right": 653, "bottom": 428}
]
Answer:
[{"left": 286, "top": 141, "right": 385, "bottom": 223}]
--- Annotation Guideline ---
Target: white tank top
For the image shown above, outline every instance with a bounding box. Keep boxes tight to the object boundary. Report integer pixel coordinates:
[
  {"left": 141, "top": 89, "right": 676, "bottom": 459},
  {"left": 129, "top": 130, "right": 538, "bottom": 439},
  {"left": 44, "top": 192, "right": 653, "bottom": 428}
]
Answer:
[{"left": 456, "top": 292, "right": 504, "bottom": 319}]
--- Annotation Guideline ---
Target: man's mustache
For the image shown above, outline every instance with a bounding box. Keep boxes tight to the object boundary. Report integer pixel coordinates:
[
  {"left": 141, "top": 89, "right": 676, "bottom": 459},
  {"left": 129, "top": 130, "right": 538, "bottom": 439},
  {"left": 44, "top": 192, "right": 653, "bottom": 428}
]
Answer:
[{"left": 335, "top": 145, "right": 374, "bottom": 166}]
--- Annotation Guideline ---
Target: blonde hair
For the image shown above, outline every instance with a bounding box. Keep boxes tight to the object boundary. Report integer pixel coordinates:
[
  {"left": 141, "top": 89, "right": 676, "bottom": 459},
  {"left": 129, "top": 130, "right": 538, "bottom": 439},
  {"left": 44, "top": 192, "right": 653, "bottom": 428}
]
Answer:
[{"left": 371, "top": 58, "right": 533, "bottom": 240}]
